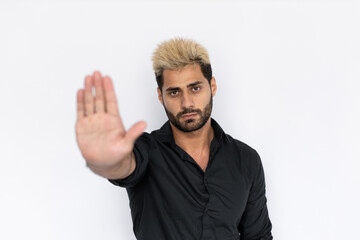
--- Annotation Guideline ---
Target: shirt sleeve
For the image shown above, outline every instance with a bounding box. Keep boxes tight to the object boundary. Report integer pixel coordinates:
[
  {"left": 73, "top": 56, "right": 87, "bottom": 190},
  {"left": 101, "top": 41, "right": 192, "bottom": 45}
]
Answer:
[
  {"left": 238, "top": 150, "right": 273, "bottom": 240},
  {"left": 108, "top": 133, "right": 152, "bottom": 188}
]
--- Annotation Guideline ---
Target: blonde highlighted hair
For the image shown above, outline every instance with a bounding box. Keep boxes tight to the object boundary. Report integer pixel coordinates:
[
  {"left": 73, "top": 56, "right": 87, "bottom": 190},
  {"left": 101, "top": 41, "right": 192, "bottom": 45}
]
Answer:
[{"left": 152, "top": 37, "right": 213, "bottom": 90}]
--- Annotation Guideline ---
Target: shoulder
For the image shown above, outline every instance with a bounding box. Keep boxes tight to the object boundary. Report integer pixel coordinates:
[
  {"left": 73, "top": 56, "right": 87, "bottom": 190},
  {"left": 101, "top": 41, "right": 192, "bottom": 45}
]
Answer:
[
  {"left": 223, "top": 133, "right": 263, "bottom": 173},
  {"left": 134, "top": 125, "right": 169, "bottom": 149},
  {"left": 213, "top": 117, "right": 262, "bottom": 167},
  {"left": 135, "top": 132, "right": 153, "bottom": 145},
  {"left": 213, "top": 118, "right": 260, "bottom": 162},
  {"left": 225, "top": 134, "right": 259, "bottom": 157}
]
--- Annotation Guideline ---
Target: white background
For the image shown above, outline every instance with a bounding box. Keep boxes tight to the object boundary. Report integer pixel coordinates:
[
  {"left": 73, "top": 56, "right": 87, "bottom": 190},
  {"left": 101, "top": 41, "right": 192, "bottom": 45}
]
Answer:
[{"left": 1, "top": 0, "right": 359, "bottom": 239}]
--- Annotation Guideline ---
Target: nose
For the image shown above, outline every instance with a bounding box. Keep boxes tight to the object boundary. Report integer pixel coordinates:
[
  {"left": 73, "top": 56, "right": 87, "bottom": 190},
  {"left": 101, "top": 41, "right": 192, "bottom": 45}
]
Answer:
[{"left": 181, "top": 92, "right": 194, "bottom": 109}]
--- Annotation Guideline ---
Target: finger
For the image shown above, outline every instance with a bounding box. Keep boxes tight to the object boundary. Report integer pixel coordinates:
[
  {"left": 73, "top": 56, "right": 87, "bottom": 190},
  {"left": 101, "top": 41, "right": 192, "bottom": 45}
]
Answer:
[
  {"left": 84, "top": 75, "right": 94, "bottom": 115},
  {"left": 103, "top": 76, "right": 119, "bottom": 116},
  {"left": 103, "top": 76, "right": 126, "bottom": 132},
  {"left": 76, "top": 89, "right": 85, "bottom": 119},
  {"left": 124, "top": 121, "right": 147, "bottom": 145},
  {"left": 94, "top": 71, "right": 105, "bottom": 113}
]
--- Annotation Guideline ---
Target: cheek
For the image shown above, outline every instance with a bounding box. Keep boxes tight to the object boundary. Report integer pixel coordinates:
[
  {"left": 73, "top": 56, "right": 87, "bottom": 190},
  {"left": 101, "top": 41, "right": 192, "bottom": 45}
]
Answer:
[
  {"left": 163, "top": 97, "right": 180, "bottom": 112},
  {"left": 199, "top": 91, "right": 211, "bottom": 106}
]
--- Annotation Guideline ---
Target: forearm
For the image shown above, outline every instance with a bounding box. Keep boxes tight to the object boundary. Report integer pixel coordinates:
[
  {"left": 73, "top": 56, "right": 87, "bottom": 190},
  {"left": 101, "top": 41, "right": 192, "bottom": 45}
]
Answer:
[{"left": 86, "top": 152, "right": 136, "bottom": 179}]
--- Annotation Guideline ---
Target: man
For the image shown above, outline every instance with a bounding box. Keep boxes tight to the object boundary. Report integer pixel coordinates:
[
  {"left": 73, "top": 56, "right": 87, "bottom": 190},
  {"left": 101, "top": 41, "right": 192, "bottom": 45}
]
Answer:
[{"left": 75, "top": 38, "right": 272, "bottom": 240}]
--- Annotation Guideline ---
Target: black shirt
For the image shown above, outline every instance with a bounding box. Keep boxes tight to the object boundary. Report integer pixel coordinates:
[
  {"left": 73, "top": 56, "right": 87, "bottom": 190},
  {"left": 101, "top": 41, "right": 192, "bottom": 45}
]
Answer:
[{"left": 109, "top": 119, "right": 272, "bottom": 240}]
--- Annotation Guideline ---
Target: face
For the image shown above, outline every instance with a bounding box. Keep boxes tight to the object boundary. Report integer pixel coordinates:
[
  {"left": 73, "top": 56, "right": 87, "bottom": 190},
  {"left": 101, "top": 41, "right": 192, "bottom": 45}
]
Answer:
[{"left": 157, "top": 64, "right": 217, "bottom": 132}]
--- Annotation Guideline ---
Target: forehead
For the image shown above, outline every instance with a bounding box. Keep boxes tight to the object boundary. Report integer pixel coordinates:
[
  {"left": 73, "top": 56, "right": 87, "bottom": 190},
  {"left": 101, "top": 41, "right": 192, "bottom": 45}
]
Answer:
[{"left": 162, "top": 64, "right": 206, "bottom": 88}]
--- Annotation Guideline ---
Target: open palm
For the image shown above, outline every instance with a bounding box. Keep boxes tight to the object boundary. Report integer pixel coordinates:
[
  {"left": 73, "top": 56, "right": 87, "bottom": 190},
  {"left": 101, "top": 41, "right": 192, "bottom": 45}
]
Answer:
[{"left": 75, "top": 71, "right": 146, "bottom": 171}]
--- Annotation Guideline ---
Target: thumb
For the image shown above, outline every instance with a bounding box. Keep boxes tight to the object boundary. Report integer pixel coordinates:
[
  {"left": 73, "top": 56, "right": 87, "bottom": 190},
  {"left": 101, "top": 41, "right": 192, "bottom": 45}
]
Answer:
[{"left": 124, "top": 121, "right": 147, "bottom": 144}]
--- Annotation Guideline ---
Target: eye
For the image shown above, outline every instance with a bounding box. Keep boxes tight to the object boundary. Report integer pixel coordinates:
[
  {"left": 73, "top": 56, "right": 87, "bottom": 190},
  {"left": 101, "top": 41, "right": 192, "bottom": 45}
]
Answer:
[
  {"left": 192, "top": 86, "right": 201, "bottom": 92},
  {"left": 169, "top": 90, "right": 179, "bottom": 96}
]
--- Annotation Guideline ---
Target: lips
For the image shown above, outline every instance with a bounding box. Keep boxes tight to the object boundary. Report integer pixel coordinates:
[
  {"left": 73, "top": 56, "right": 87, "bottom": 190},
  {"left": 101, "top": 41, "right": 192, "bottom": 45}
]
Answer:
[{"left": 181, "top": 113, "right": 197, "bottom": 119}]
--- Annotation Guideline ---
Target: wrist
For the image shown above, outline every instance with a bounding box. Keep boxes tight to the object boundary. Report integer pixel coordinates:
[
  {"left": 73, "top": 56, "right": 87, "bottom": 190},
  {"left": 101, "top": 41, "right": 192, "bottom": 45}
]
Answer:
[{"left": 86, "top": 153, "right": 133, "bottom": 179}]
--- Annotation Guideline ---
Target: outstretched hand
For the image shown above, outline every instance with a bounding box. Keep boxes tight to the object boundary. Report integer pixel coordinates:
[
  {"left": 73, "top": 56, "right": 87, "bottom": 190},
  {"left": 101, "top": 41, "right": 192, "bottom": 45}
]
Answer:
[{"left": 75, "top": 71, "right": 146, "bottom": 173}]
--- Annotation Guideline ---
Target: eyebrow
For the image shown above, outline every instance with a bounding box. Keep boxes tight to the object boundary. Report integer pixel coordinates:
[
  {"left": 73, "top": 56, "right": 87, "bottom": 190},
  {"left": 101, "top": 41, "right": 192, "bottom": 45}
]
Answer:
[{"left": 165, "top": 81, "right": 204, "bottom": 92}]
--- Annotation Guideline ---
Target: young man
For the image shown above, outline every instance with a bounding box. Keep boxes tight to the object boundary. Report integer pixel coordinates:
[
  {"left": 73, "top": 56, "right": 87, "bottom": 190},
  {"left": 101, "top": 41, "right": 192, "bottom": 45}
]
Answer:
[{"left": 75, "top": 38, "right": 273, "bottom": 240}]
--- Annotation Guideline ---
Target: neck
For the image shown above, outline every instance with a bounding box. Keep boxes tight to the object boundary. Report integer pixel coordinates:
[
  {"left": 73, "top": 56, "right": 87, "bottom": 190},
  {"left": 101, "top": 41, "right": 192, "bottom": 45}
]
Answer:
[{"left": 170, "top": 118, "right": 214, "bottom": 153}]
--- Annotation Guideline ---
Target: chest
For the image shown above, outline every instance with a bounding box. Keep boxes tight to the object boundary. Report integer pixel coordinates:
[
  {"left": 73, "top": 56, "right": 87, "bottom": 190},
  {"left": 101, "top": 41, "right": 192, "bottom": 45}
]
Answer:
[
  {"left": 148, "top": 147, "right": 251, "bottom": 225},
  {"left": 189, "top": 152, "right": 210, "bottom": 172}
]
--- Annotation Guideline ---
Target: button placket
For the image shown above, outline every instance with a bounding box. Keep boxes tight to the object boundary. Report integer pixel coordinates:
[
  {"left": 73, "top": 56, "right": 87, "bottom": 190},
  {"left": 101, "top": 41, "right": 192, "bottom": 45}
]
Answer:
[{"left": 203, "top": 173, "right": 211, "bottom": 215}]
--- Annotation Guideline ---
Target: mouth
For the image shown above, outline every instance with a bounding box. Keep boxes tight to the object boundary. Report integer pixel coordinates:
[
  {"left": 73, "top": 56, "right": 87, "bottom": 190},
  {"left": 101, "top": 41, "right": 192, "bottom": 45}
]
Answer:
[{"left": 181, "top": 113, "right": 198, "bottom": 120}]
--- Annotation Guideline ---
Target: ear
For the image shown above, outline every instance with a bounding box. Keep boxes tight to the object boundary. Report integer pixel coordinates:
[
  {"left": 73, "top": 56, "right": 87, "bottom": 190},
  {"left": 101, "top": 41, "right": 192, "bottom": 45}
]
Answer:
[
  {"left": 210, "top": 77, "right": 217, "bottom": 97},
  {"left": 157, "top": 87, "right": 164, "bottom": 105}
]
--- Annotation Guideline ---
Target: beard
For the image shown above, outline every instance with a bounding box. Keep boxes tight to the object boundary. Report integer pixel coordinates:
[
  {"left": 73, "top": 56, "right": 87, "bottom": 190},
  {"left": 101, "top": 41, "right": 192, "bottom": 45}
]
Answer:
[{"left": 164, "top": 96, "right": 213, "bottom": 133}]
